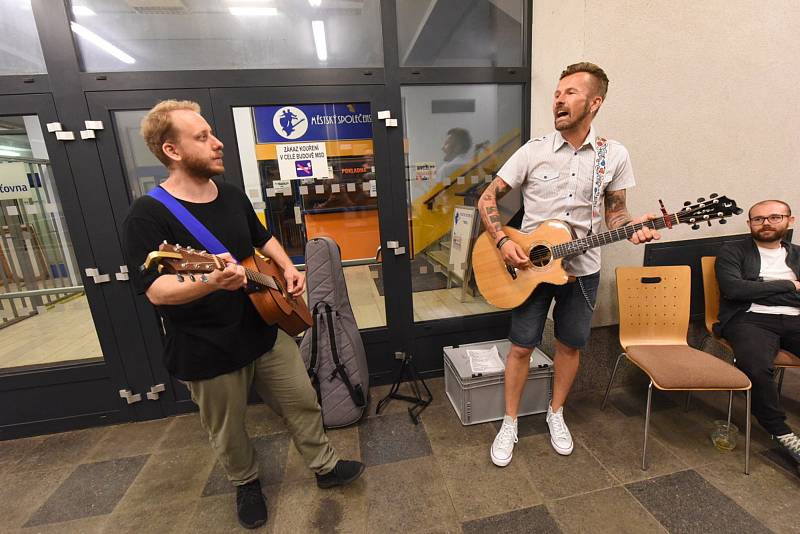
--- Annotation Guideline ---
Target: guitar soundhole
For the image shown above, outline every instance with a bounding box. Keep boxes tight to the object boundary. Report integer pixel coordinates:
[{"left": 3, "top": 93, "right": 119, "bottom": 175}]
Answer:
[{"left": 529, "top": 244, "right": 552, "bottom": 267}]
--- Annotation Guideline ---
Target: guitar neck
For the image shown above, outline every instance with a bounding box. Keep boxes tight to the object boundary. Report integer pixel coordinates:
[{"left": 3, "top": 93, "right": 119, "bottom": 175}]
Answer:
[{"left": 551, "top": 214, "right": 679, "bottom": 259}]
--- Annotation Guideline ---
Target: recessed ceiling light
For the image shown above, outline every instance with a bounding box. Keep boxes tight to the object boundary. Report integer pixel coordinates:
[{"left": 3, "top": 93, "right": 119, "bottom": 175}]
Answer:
[
  {"left": 71, "top": 22, "right": 136, "bottom": 64},
  {"left": 72, "top": 5, "right": 96, "bottom": 16},
  {"left": 312, "top": 20, "right": 327, "bottom": 61},
  {"left": 229, "top": 6, "right": 278, "bottom": 16}
]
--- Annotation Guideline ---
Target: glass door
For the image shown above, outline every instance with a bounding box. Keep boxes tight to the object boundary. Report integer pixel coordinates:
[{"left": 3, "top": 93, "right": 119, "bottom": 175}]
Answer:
[
  {"left": 0, "top": 94, "right": 134, "bottom": 438},
  {"left": 87, "top": 89, "right": 216, "bottom": 416},
  {"left": 210, "top": 86, "right": 412, "bottom": 369}
]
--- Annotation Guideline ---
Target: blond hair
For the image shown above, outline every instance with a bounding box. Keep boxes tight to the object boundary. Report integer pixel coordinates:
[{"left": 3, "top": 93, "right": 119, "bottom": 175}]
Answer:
[{"left": 140, "top": 100, "right": 201, "bottom": 166}]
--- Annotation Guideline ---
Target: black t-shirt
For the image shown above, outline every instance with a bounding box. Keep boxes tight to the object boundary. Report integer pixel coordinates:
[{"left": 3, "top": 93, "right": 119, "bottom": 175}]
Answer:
[{"left": 122, "top": 181, "right": 277, "bottom": 381}]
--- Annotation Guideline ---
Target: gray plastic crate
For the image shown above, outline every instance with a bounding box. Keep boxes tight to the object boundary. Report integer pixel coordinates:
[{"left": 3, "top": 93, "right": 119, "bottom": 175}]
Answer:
[{"left": 444, "top": 339, "right": 553, "bottom": 425}]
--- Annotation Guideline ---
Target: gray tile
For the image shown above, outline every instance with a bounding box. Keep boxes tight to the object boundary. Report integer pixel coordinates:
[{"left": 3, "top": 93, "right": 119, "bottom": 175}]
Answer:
[
  {"left": 422, "top": 404, "right": 496, "bottom": 455},
  {"left": 245, "top": 402, "right": 288, "bottom": 437},
  {"left": 283, "top": 424, "right": 360, "bottom": 484},
  {"left": 24, "top": 455, "right": 148, "bottom": 527},
  {"left": 625, "top": 470, "right": 771, "bottom": 534},
  {"left": 698, "top": 454, "right": 800, "bottom": 534},
  {"left": 518, "top": 435, "right": 617, "bottom": 500},
  {"left": 492, "top": 412, "right": 548, "bottom": 438},
  {"left": 15, "top": 515, "right": 109, "bottom": 533},
  {"left": 547, "top": 487, "right": 666, "bottom": 534},
  {"left": 102, "top": 500, "right": 194, "bottom": 534},
  {"left": 202, "top": 433, "right": 290, "bottom": 496},
  {"left": 114, "top": 446, "right": 216, "bottom": 513},
  {"left": 11, "top": 427, "right": 109, "bottom": 472},
  {"left": 461, "top": 505, "right": 560, "bottom": 534},
  {"left": 358, "top": 411, "right": 432, "bottom": 466},
  {"left": 86, "top": 419, "right": 172, "bottom": 462},
  {"left": 365, "top": 456, "right": 459, "bottom": 533},
  {"left": 0, "top": 467, "right": 73, "bottom": 530},
  {"left": 436, "top": 444, "right": 541, "bottom": 522},
  {"left": 573, "top": 417, "right": 687, "bottom": 483},
  {"left": 272, "top": 479, "right": 367, "bottom": 533}
]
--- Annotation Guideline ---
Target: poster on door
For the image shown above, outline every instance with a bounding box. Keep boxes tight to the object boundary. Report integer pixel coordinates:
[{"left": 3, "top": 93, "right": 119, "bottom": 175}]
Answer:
[
  {"left": 276, "top": 142, "right": 329, "bottom": 180},
  {"left": 448, "top": 205, "right": 478, "bottom": 281},
  {"left": 0, "top": 162, "right": 34, "bottom": 200}
]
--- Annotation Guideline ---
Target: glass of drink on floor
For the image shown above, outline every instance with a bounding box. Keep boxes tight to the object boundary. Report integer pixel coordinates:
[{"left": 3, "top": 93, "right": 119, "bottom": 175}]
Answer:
[{"left": 711, "top": 420, "right": 739, "bottom": 451}]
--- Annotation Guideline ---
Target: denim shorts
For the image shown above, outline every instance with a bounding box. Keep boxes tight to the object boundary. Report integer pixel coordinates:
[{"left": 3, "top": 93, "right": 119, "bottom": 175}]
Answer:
[{"left": 508, "top": 271, "right": 600, "bottom": 350}]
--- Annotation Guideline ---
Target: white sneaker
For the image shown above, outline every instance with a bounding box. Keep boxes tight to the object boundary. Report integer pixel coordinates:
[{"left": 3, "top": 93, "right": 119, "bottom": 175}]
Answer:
[
  {"left": 491, "top": 415, "right": 518, "bottom": 467},
  {"left": 546, "top": 404, "right": 573, "bottom": 455}
]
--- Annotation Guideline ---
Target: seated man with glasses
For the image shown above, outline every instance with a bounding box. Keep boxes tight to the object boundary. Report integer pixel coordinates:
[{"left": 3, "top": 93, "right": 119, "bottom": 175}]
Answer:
[{"left": 715, "top": 199, "right": 800, "bottom": 467}]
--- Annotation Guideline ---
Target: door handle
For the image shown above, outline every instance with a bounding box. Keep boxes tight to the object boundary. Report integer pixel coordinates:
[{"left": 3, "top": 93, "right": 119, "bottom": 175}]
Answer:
[
  {"left": 119, "top": 389, "right": 142, "bottom": 404},
  {"left": 385, "top": 241, "right": 406, "bottom": 256},
  {"left": 115, "top": 265, "right": 129, "bottom": 281},
  {"left": 146, "top": 383, "right": 166, "bottom": 400},
  {"left": 84, "top": 267, "right": 111, "bottom": 284}
]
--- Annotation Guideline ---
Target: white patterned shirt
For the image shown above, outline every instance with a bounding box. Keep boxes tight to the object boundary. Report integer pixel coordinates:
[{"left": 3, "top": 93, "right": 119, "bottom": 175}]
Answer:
[{"left": 496, "top": 127, "right": 636, "bottom": 276}]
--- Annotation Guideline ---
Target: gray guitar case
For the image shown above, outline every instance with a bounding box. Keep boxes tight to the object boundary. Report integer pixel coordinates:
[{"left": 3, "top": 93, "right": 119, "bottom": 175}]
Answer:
[{"left": 300, "top": 237, "right": 369, "bottom": 428}]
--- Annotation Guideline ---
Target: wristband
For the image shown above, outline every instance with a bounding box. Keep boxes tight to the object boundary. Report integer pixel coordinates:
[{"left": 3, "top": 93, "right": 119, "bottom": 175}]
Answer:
[{"left": 496, "top": 236, "right": 510, "bottom": 249}]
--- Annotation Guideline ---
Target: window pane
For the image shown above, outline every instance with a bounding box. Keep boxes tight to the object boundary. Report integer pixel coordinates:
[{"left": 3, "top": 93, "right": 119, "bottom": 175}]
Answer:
[
  {"left": 402, "top": 84, "right": 523, "bottom": 323},
  {"left": 0, "top": 1, "right": 46, "bottom": 75},
  {"left": 69, "top": 0, "right": 383, "bottom": 72},
  {"left": 0, "top": 115, "right": 103, "bottom": 372},
  {"left": 397, "top": 0, "right": 524, "bottom": 67}
]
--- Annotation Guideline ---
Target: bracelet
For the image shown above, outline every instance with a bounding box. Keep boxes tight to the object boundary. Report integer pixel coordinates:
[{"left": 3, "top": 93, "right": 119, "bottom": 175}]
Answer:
[{"left": 496, "top": 236, "right": 510, "bottom": 249}]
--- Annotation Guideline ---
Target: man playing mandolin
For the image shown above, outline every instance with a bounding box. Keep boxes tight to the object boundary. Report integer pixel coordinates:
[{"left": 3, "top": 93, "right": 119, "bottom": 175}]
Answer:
[
  {"left": 478, "top": 63, "right": 659, "bottom": 466},
  {"left": 123, "top": 100, "right": 363, "bottom": 529}
]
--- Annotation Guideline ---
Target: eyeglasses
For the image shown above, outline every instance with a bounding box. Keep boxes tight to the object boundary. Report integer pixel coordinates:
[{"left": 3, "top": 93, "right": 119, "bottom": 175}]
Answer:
[{"left": 749, "top": 214, "right": 789, "bottom": 225}]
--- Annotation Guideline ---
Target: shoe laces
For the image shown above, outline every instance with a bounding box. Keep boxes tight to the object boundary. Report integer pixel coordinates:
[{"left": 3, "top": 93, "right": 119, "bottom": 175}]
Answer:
[
  {"left": 548, "top": 409, "right": 569, "bottom": 439},
  {"left": 237, "top": 483, "right": 263, "bottom": 507},
  {"left": 496, "top": 422, "right": 518, "bottom": 449},
  {"left": 778, "top": 433, "right": 800, "bottom": 454}
]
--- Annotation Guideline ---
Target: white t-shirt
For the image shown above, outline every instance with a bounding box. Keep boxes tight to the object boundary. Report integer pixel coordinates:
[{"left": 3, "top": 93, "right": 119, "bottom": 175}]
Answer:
[
  {"left": 748, "top": 245, "right": 800, "bottom": 315},
  {"left": 496, "top": 127, "right": 636, "bottom": 276}
]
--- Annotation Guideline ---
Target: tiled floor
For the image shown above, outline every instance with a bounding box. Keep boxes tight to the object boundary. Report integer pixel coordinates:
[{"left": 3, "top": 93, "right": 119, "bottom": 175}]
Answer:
[{"left": 1, "top": 372, "right": 799, "bottom": 533}]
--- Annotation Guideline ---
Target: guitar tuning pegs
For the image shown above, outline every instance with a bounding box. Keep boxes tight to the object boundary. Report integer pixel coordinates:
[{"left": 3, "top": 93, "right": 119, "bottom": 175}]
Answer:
[
  {"left": 707, "top": 220, "right": 712, "bottom": 227},
  {"left": 189, "top": 274, "right": 196, "bottom": 282},
  {"left": 697, "top": 197, "right": 705, "bottom": 203},
  {"left": 691, "top": 224, "right": 700, "bottom": 230},
  {"left": 719, "top": 218, "right": 727, "bottom": 224},
  {"left": 710, "top": 193, "right": 718, "bottom": 198},
  {"left": 734, "top": 208, "right": 743, "bottom": 215},
  {"left": 176, "top": 274, "right": 185, "bottom": 282},
  {"left": 684, "top": 201, "right": 691, "bottom": 206}
]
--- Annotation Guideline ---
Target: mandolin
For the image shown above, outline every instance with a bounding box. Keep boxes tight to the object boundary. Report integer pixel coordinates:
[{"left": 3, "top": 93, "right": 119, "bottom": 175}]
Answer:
[
  {"left": 472, "top": 194, "right": 743, "bottom": 309},
  {"left": 143, "top": 243, "right": 312, "bottom": 336}
]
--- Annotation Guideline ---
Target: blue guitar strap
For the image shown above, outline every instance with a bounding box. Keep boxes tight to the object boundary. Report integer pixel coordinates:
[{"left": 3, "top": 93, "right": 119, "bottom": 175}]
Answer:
[{"left": 147, "top": 186, "right": 234, "bottom": 259}]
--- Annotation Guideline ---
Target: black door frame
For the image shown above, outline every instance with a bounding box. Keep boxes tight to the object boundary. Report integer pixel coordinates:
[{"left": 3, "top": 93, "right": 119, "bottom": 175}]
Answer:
[
  {"left": 87, "top": 88, "right": 217, "bottom": 416},
  {"left": 210, "top": 85, "right": 410, "bottom": 380},
  {"left": 0, "top": 93, "right": 134, "bottom": 438}
]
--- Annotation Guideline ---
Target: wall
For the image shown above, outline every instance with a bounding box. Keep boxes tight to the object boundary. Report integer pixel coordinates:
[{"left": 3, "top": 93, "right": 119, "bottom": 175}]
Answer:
[{"left": 532, "top": 0, "right": 800, "bottom": 327}]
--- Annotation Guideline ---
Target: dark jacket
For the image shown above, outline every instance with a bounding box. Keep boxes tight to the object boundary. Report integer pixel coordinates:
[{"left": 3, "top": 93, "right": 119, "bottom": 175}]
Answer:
[{"left": 714, "top": 238, "right": 800, "bottom": 336}]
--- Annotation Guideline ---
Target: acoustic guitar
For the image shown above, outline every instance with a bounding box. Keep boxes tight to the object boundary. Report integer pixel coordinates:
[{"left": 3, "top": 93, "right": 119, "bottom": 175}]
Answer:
[
  {"left": 472, "top": 194, "right": 742, "bottom": 309},
  {"left": 143, "top": 243, "right": 312, "bottom": 336}
]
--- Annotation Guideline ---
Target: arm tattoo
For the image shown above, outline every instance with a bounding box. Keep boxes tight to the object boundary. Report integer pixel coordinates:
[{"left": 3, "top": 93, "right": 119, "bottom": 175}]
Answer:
[
  {"left": 604, "top": 189, "right": 633, "bottom": 229},
  {"left": 478, "top": 177, "right": 511, "bottom": 241}
]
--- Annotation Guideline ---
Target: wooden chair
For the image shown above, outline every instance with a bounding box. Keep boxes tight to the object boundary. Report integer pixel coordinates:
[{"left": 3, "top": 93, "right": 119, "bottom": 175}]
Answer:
[
  {"left": 701, "top": 256, "right": 800, "bottom": 399},
  {"left": 601, "top": 265, "right": 752, "bottom": 474}
]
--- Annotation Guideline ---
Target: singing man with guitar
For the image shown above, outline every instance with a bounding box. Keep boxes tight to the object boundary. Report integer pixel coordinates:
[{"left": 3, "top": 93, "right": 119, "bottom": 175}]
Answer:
[
  {"left": 122, "top": 100, "right": 363, "bottom": 529},
  {"left": 479, "top": 63, "right": 660, "bottom": 467}
]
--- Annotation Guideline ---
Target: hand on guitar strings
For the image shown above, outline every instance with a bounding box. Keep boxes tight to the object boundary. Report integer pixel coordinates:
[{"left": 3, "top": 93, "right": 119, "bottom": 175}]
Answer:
[
  {"left": 283, "top": 265, "right": 306, "bottom": 297},
  {"left": 210, "top": 252, "right": 247, "bottom": 291},
  {"left": 628, "top": 214, "right": 662, "bottom": 245},
  {"left": 499, "top": 239, "right": 531, "bottom": 269}
]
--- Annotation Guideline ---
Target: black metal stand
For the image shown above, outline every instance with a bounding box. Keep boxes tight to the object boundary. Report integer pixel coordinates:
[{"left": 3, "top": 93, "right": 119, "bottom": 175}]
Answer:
[{"left": 375, "top": 352, "right": 433, "bottom": 424}]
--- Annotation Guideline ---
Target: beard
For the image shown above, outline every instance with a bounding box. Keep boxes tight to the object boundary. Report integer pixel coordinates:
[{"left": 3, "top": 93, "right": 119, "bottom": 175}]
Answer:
[
  {"left": 182, "top": 152, "right": 224, "bottom": 179},
  {"left": 751, "top": 225, "right": 789, "bottom": 243},
  {"left": 554, "top": 101, "right": 592, "bottom": 131}
]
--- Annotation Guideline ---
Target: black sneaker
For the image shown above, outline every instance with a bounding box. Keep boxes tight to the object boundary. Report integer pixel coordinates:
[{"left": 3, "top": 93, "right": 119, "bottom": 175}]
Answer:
[
  {"left": 775, "top": 432, "right": 800, "bottom": 465},
  {"left": 236, "top": 479, "right": 267, "bottom": 529},
  {"left": 315, "top": 460, "right": 365, "bottom": 489}
]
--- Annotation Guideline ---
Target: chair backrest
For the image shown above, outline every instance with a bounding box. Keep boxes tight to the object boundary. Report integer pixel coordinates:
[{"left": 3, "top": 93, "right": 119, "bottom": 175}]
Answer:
[
  {"left": 616, "top": 265, "right": 691, "bottom": 348},
  {"left": 700, "top": 256, "right": 720, "bottom": 336}
]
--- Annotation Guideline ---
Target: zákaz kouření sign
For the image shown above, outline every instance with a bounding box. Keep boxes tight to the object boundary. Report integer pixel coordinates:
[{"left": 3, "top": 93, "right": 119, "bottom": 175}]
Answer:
[
  {"left": 0, "top": 162, "right": 34, "bottom": 200},
  {"left": 276, "top": 142, "right": 329, "bottom": 181}
]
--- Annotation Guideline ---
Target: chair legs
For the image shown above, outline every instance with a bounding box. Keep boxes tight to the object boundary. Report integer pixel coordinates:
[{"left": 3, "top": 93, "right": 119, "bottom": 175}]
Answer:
[
  {"left": 776, "top": 367, "right": 786, "bottom": 405},
  {"left": 602, "top": 353, "right": 625, "bottom": 410},
  {"left": 685, "top": 391, "right": 692, "bottom": 412},
  {"left": 745, "top": 389, "right": 751, "bottom": 475},
  {"left": 642, "top": 381, "right": 653, "bottom": 471}
]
